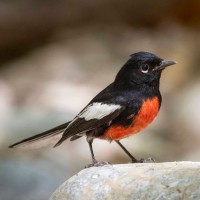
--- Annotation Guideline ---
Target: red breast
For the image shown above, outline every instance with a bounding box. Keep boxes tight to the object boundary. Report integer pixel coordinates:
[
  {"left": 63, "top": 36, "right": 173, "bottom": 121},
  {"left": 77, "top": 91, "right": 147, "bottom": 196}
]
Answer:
[{"left": 101, "top": 97, "right": 160, "bottom": 140}]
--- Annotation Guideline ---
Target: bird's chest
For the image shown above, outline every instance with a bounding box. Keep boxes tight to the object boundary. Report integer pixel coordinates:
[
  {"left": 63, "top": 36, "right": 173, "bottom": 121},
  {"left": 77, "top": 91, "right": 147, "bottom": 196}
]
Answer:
[
  {"left": 130, "top": 96, "right": 160, "bottom": 133},
  {"left": 102, "top": 97, "right": 160, "bottom": 140}
]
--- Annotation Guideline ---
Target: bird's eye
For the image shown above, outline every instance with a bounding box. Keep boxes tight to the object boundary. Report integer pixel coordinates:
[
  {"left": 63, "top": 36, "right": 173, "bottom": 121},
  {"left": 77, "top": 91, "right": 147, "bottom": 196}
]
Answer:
[{"left": 140, "top": 64, "right": 149, "bottom": 73}]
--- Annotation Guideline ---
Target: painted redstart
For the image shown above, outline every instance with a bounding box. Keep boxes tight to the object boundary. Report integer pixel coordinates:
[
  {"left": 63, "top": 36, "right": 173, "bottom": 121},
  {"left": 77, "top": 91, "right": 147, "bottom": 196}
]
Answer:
[{"left": 9, "top": 51, "right": 176, "bottom": 166}]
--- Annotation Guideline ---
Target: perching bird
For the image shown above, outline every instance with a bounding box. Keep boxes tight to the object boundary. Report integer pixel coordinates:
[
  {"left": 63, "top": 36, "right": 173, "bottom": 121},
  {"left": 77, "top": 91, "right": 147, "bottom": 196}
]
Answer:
[{"left": 9, "top": 51, "right": 176, "bottom": 166}]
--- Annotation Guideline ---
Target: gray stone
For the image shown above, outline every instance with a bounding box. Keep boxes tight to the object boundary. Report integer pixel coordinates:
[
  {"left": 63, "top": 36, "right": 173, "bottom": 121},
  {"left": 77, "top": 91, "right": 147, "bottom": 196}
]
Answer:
[{"left": 50, "top": 162, "right": 200, "bottom": 200}]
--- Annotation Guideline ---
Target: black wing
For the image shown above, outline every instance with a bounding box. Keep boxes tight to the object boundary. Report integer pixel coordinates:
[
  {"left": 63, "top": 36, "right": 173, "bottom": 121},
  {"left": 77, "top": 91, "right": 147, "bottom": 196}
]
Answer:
[{"left": 54, "top": 103, "right": 125, "bottom": 146}]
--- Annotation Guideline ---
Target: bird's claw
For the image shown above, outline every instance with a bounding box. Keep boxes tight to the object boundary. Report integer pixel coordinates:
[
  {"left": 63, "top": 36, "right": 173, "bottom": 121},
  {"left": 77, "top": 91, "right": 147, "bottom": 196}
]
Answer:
[
  {"left": 85, "top": 161, "right": 111, "bottom": 168},
  {"left": 130, "top": 157, "right": 156, "bottom": 163},
  {"left": 138, "top": 157, "right": 156, "bottom": 163}
]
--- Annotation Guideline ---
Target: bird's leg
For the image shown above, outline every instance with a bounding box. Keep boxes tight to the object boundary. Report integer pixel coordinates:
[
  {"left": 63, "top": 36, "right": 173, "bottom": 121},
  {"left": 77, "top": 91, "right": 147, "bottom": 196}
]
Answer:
[
  {"left": 88, "top": 138, "right": 98, "bottom": 165},
  {"left": 86, "top": 136, "right": 111, "bottom": 168},
  {"left": 116, "top": 140, "right": 138, "bottom": 163},
  {"left": 116, "top": 141, "right": 156, "bottom": 163}
]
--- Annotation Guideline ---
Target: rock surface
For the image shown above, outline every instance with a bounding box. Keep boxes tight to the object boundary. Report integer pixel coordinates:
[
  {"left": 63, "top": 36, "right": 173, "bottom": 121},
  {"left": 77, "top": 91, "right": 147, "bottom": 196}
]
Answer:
[{"left": 50, "top": 162, "right": 200, "bottom": 200}]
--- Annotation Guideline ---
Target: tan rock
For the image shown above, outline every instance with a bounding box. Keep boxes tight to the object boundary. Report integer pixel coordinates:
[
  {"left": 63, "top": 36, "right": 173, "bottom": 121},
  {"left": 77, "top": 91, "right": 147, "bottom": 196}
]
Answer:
[{"left": 50, "top": 162, "right": 200, "bottom": 200}]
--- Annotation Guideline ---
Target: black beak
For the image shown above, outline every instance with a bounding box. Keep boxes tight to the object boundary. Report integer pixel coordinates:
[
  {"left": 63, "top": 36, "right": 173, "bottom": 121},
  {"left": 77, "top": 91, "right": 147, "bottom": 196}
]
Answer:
[{"left": 154, "top": 60, "right": 177, "bottom": 71}]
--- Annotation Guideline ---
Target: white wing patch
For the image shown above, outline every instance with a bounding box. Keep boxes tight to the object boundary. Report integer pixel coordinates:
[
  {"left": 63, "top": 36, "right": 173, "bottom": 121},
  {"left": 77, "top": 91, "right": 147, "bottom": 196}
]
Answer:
[{"left": 78, "top": 103, "right": 121, "bottom": 121}]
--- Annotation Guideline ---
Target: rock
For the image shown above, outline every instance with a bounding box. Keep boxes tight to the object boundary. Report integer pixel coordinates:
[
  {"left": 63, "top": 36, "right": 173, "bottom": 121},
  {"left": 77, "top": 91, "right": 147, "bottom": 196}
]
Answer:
[{"left": 50, "top": 162, "right": 200, "bottom": 200}]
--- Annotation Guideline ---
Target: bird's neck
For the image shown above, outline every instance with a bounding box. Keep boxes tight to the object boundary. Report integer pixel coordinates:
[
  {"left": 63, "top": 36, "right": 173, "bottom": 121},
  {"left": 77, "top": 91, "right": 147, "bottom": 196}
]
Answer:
[{"left": 114, "top": 76, "right": 160, "bottom": 91}]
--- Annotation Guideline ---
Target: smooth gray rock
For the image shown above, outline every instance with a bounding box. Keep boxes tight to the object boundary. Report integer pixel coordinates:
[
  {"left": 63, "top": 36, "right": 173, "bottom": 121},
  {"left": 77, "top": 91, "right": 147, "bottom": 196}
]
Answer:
[{"left": 50, "top": 162, "right": 200, "bottom": 200}]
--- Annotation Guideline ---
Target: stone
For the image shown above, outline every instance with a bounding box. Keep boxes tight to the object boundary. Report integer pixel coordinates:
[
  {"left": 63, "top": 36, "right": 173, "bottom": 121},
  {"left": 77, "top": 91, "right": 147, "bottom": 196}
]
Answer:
[{"left": 50, "top": 162, "right": 200, "bottom": 200}]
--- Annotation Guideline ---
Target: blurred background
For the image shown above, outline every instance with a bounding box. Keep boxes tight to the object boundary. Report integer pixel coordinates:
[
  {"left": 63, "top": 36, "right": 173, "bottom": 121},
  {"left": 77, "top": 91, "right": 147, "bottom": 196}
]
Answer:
[{"left": 0, "top": 0, "right": 200, "bottom": 199}]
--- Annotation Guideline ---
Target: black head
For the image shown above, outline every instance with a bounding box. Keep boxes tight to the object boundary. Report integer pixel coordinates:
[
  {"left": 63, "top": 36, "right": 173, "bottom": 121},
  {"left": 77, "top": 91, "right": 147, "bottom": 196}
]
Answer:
[{"left": 115, "top": 51, "right": 176, "bottom": 86}]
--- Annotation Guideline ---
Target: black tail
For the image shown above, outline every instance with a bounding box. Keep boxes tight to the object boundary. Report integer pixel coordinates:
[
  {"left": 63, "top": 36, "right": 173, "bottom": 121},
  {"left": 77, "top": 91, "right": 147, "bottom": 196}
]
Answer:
[{"left": 9, "top": 121, "right": 71, "bottom": 149}]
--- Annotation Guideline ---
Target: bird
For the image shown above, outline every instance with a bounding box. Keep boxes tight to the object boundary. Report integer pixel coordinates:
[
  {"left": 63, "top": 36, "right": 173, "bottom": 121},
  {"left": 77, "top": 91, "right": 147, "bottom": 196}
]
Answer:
[{"left": 9, "top": 51, "right": 176, "bottom": 166}]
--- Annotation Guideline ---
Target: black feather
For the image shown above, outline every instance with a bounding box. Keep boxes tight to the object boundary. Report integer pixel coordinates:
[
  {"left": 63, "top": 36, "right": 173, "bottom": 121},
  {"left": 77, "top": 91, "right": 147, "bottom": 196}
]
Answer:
[
  {"left": 9, "top": 121, "right": 71, "bottom": 148},
  {"left": 54, "top": 106, "right": 124, "bottom": 147}
]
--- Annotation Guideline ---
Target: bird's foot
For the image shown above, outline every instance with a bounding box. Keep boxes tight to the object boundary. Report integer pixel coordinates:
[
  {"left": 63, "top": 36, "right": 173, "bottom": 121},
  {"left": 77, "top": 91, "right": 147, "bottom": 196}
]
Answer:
[
  {"left": 138, "top": 157, "right": 156, "bottom": 163},
  {"left": 85, "top": 160, "right": 111, "bottom": 168},
  {"left": 130, "top": 157, "right": 155, "bottom": 163}
]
